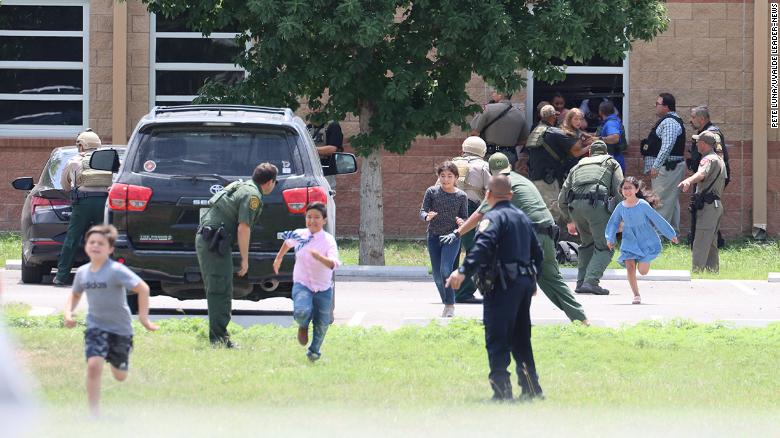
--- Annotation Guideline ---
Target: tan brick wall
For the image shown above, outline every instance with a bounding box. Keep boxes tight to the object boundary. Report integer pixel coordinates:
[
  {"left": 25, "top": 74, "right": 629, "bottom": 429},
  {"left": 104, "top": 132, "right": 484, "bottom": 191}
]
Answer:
[
  {"left": 126, "top": 1, "right": 150, "bottom": 140},
  {"left": 89, "top": 0, "right": 114, "bottom": 140},
  {"left": 627, "top": 1, "right": 755, "bottom": 238}
]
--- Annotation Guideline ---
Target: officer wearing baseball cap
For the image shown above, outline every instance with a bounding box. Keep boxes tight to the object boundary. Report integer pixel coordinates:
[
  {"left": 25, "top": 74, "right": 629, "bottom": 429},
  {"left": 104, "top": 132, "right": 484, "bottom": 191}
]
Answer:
[
  {"left": 678, "top": 130, "right": 726, "bottom": 272},
  {"left": 442, "top": 152, "right": 589, "bottom": 324},
  {"left": 53, "top": 130, "right": 112, "bottom": 286},
  {"left": 558, "top": 140, "right": 623, "bottom": 294}
]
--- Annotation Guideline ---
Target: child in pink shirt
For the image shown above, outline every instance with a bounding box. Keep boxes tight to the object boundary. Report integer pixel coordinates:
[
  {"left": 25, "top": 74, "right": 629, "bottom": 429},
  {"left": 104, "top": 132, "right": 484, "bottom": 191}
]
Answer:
[{"left": 273, "top": 202, "right": 340, "bottom": 361}]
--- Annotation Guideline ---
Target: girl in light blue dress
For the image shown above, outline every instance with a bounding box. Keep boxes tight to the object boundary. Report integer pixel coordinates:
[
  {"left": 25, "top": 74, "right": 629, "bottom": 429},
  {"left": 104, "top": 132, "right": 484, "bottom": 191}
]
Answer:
[{"left": 605, "top": 177, "right": 678, "bottom": 304}]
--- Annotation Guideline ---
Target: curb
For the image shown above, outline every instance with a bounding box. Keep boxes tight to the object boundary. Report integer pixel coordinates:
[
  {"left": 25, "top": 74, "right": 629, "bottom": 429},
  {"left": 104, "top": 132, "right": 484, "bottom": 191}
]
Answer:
[
  {"left": 769, "top": 273, "right": 780, "bottom": 283},
  {"left": 336, "top": 265, "right": 690, "bottom": 282},
  {"left": 3, "top": 259, "right": 690, "bottom": 282}
]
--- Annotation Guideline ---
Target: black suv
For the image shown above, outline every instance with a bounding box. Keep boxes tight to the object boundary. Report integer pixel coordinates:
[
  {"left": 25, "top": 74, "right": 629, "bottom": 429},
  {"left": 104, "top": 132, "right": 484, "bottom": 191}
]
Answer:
[{"left": 91, "top": 105, "right": 356, "bottom": 309}]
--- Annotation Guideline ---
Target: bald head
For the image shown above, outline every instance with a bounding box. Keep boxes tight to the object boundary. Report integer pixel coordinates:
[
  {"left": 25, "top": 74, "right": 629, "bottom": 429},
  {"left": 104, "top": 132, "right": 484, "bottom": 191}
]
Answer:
[{"left": 488, "top": 175, "right": 512, "bottom": 198}]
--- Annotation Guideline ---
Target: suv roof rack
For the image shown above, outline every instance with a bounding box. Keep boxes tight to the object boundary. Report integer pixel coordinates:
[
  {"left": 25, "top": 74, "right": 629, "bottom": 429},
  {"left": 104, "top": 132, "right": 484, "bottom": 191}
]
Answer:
[{"left": 153, "top": 104, "right": 292, "bottom": 120}]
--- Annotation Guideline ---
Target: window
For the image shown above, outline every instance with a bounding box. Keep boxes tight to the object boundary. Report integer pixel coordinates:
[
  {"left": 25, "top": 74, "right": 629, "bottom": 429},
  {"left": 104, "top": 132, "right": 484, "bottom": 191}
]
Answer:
[
  {"left": 0, "top": 0, "right": 89, "bottom": 137},
  {"left": 526, "top": 55, "right": 629, "bottom": 136},
  {"left": 150, "top": 15, "right": 245, "bottom": 108}
]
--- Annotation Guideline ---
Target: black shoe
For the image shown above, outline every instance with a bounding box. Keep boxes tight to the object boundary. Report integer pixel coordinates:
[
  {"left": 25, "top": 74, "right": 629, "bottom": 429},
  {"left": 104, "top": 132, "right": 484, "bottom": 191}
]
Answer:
[
  {"left": 456, "top": 296, "right": 483, "bottom": 304},
  {"left": 52, "top": 277, "right": 71, "bottom": 287},
  {"left": 574, "top": 280, "right": 584, "bottom": 293},
  {"left": 490, "top": 379, "right": 513, "bottom": 401},
  {"left": 577, "top": 282, "right": 609, "bottom": 295}
]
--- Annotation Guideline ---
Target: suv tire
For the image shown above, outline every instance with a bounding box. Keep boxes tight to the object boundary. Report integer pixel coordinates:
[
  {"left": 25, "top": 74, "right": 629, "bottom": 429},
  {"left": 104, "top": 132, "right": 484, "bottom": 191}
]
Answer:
[{"left": 21, "top": 257, "right": 45, "bottom": 284}]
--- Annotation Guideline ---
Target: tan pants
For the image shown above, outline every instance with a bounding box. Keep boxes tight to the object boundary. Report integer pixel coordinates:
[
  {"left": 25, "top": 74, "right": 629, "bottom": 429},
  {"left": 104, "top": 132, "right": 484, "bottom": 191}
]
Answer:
[
  {"left": 692, "top": 202, "right": 723, "bottom": 272},
  {"left": 532, "top": 180, "right": 562, "bottom": 224},
  {"left": 651, "top": 162, "right": 686, "bottom": 234}
]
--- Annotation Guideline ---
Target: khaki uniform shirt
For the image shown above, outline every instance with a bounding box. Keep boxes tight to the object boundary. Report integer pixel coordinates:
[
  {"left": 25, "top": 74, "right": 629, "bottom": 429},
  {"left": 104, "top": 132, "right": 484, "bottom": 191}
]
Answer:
[
  {"left": 696, "top": 151, "right": 726, "bottom": 198},
  {"left": 479, "top": 171, "right": 554, "bottom": 226},
  {"left": 60, "top": 150, "right": 108, "bottom": 193},
  {"left": 471, "top": 100, "right": 529, "bottom": 147},
  {"left": 202, "top": 180, "right": 264, "bottom": 236}
]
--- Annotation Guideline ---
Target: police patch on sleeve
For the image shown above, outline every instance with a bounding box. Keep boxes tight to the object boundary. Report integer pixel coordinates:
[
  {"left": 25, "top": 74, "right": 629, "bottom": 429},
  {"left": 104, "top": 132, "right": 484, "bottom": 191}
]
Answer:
[
  {"left": 249, "top": 196, "right": 261, "bottom": 211},
  {"left": 478, "top": 219, "right": 491, "bottom": 233}
]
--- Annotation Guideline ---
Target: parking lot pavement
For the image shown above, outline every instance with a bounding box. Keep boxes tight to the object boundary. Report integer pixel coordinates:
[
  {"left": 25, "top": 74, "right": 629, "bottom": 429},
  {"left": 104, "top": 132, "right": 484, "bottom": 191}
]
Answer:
[{"left": 2, "top": 269, "right": 779, "bottom": 330}]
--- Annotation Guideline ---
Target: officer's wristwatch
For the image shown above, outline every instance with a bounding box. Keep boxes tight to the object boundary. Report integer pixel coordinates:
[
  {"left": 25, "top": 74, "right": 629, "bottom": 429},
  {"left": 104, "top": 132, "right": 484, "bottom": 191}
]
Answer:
[{"left": 457, "top": 265, "right": 466, "bottom": 274}]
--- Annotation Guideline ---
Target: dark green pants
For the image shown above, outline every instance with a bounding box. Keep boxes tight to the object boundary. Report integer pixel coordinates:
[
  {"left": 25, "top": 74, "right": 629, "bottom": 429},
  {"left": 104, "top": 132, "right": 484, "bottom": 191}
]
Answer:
[
  {"left": 55, "top": 195, "right": 106, "bottom": 282},
  {"left": 569, "top": 202, "right": 613, "bottom": 286},
  {"left": 453, "top": 201, "right": 480, "bottom": 301},
  {"left": 196, "top": 234, "right": 234, "bottom": 344},
  {"left": 536, "top": 233, "right": 588, "bottom": 322}
]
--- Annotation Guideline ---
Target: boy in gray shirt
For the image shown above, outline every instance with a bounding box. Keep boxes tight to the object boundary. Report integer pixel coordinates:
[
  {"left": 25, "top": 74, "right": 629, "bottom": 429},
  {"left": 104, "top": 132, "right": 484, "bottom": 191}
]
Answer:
[{"left": 63, "top": 225, "right": 158, "bottom": 417}]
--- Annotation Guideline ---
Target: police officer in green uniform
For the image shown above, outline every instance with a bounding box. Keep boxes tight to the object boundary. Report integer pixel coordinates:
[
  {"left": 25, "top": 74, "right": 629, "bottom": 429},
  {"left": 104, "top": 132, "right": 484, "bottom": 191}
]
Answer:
[
  {"left": 678, "top": 131, "right": 726, "bottom": 273},
  {"left": 53, "top": 131, "right": 112, "bottom": 286},
  {"left": 442, "top": 153, "right": 589, "bottom": 324},
  {"left": 197, "top": 163, "right": 278, "bottom": 346},
  {"left": 558, "top": 141, "right": 623, "bottom": 295},
  {"left": 451, "top": 136, "right": 491, "bottom": 303},
  {"left": 446, "top": 174, "right": 544, "bottom": 401}
]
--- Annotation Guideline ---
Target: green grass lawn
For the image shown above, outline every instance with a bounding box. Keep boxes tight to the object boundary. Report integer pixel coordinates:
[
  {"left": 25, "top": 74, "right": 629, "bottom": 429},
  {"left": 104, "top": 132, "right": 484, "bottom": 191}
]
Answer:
[
  {"left": 4, "top": 307, "right": 779, "bottom": 435},
  {"left": 339, "top": 238, "right": 780, "bottom": 280},
  {"left": 0, "top": 232, "right": 21, "bottom": 268}
]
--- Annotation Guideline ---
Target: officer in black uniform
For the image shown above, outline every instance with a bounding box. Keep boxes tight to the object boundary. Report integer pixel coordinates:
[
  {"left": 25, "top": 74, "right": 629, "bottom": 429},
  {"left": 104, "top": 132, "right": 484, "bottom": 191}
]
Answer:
[{"left": 446, "top": 174, "right": 544, "bottom": 402}]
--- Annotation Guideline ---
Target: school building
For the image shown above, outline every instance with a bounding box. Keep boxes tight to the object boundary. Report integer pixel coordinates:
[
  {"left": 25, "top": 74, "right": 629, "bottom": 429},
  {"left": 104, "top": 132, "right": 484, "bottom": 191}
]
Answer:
[{"left": 0, "top": 0, "right": 776, "bottom": 239}]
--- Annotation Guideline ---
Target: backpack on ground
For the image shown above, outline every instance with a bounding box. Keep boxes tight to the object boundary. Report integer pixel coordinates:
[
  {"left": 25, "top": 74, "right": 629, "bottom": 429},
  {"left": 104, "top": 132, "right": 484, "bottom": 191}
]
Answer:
[{"left": 556, "top": 241, "right": 579, "bottom": 265}]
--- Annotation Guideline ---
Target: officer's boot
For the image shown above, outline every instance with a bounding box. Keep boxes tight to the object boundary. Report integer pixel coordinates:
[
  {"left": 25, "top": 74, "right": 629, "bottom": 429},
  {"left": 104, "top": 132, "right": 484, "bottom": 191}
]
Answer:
[
  {"left": 577, "top": 282, "right": 609, "bottom": 295},
  {"left": 489, "top": 378, "right": 513, "bottom": 402},
  {"left": 518, "top": 362, "right": 545, "bottom": 402}
]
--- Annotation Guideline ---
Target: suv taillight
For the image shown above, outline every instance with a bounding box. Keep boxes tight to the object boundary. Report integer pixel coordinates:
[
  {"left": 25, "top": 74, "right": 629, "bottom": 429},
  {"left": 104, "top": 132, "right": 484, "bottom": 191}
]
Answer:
[
  {"left": 282, "top": 186, "right": 328, "bottom": 214},
  {"left": 31, "top": 195, "right": 69, "bottom": 215},
  {"left": 108, "top": 183, "right": 152, "bottom": 211}
]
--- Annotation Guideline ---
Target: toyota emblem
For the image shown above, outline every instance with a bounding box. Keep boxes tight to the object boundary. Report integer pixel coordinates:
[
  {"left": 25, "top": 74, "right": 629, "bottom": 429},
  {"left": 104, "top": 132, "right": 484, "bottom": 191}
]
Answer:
[{"left": 209, "top": 184, "right": 224, "bottom": 195}]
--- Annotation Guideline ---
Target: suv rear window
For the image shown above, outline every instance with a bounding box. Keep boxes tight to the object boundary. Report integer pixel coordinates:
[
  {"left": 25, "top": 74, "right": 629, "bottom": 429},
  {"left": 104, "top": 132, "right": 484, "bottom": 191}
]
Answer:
[{"left": 132, "top": 125, "right": 303, "bottom": 177}]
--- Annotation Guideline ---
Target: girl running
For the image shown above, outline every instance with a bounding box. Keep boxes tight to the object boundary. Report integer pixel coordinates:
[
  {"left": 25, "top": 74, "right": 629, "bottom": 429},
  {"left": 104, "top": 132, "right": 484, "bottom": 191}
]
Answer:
[{"left": 605, "top": 177, "right": 678, "bottom": 304}]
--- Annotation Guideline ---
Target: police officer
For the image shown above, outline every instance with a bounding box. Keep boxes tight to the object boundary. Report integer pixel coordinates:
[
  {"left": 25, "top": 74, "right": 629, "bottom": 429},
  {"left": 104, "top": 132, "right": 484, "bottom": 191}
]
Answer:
[
  {"left": 307, "top": 116, "right": 344, "bottom": 189},
  {"left": 470, "top": 90, "right": 529, "bottom": 168},
  {"left": 53, "top": 130, "right": 112, "bottom": 286},
  {"left": 687, "top": 106, "right": 731, "bottom": 247},
  {"left": 678, "top": 131, "right": 726, "bottom": 273},
  {"left": 526, "top": 104, "right": 565, "bottom": 223},
  {"left": 442, "top": 153, "right": 589, "bottom": 324},
  {"left": 641, "top": 93, "right": 686, "bottom": 234},
  {"left": 558, "top": 141, "right": 623, "bottom": 295},
  {"left": 446, "top": 174, "right": 544, "bottom": 401},
  {"left": 197, "top": 163, "right": 278, "bottom": 346},
  {"left": 450, "top": 136, "right": 491, "bottom": 304}
]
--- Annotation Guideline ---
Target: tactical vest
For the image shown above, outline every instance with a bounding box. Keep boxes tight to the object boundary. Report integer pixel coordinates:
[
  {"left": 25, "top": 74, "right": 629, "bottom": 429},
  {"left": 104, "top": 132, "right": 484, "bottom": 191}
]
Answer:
[
  {"left": 77, "top": 150, "right": 113, "bottom": 188},
  {"left": 528, "top": 126, "right": 565, "bottom": 182},
  {"left": 308, "top": 122, "right": 331, "bottom": 146},
  {"left": 641, "top": 113, "right": 686, "bottom": 158},
  {"left": 452, "top": 155, "right": 486, "bottom": 196},
  {"left": 569, "top": 155, "right": 616, "bottom": 195}
]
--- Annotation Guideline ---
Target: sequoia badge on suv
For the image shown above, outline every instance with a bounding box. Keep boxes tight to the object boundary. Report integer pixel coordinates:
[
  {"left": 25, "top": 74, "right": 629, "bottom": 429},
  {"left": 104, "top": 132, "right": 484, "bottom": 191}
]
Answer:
[{"left": 90, "top": 105, "right": 357, "bottom": 311}]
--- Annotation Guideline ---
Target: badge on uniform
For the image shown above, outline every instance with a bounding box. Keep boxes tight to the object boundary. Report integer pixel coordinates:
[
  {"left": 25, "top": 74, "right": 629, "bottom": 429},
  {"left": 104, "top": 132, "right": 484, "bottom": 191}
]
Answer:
[
  {"left": 249, "top": 196, "right": 261, "bottom": 211},
  {"left": 478, "top": 219, "right": 491, "bottom": 233}
]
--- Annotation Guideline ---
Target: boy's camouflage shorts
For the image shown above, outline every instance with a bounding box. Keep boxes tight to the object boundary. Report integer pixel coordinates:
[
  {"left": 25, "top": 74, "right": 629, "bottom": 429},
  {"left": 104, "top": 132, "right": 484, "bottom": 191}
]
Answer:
[{"left": 84, "top": 328, "right": 134, "bottom": 371}]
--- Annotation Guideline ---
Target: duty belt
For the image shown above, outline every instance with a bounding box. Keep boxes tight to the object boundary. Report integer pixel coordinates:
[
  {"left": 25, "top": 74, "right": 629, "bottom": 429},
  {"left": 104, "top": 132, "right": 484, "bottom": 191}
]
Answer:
[
  {"left": 533, "top": 222, "right": 558, "bottom": 240},
  {"left": 571, "top": 193, "right": 608, "bottom": 202},
  {"left": 71, "top": 190, "right": 108, "bottom": 200},
  {"left": 486, "top": 144, "right": 515, "bottom": 154}
]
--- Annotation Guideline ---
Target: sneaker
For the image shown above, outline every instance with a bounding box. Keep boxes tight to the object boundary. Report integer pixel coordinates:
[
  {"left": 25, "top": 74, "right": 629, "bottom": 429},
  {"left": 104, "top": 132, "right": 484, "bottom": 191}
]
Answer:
[
  {"left": 442, "top": 305, "right": 455, "bottom": 318},
  {"left": 306, "top": 350, "right": 321, "bottom": 362},
  {"left": 577, "top": 283, "right": 609, "bottom": 295},
  {"left": 297, "top": 326, "right": 309, "bottom": 346}
]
